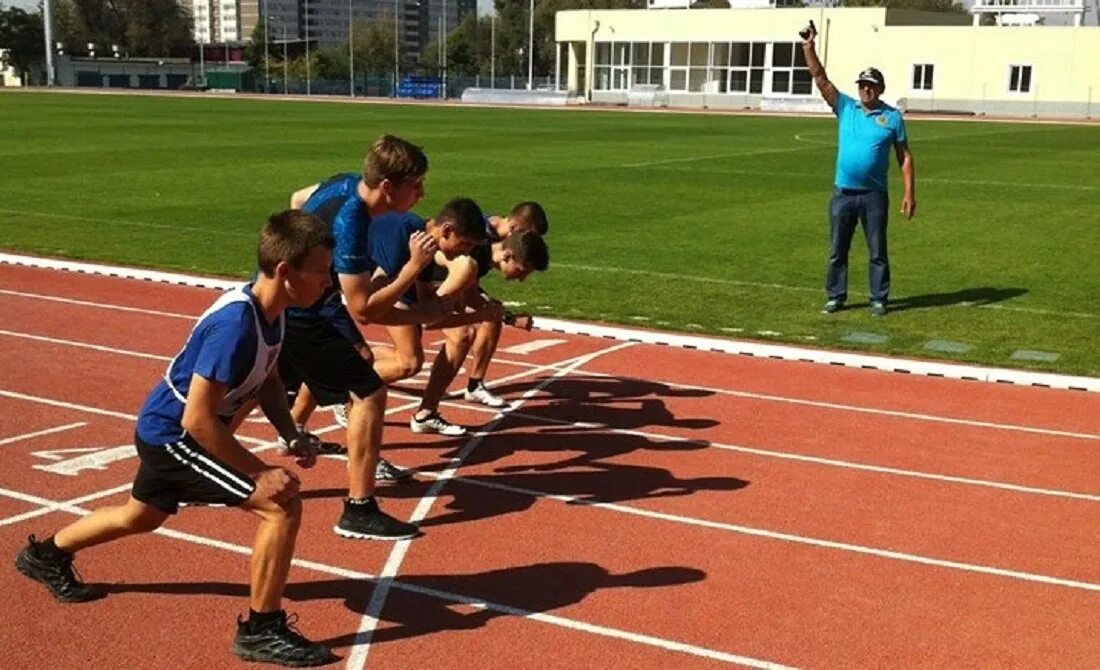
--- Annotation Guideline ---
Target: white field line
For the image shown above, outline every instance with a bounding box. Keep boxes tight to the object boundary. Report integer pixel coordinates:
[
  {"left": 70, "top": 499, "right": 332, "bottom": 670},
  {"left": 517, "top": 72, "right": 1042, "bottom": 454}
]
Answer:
[
  {"left": 5, "top": 254, "right": 1100, "bottom": 388},
  {"left": 417, "top": 472, "right": 1100, "bottom": 594},
  {"left": 0, "top": 207, "right": 256, "bottom": 238},
  {"left": 346, "top": 342, "right": 637, "bottom": 670},
  {"left": 0, "top": 483, "right": 791, "bottom": 670},
  {"left": 0, "top": 422, "right": 86, "bottom": 447},
  {"left": 621, "top": 145, "right": 818, "bottom": 168}
]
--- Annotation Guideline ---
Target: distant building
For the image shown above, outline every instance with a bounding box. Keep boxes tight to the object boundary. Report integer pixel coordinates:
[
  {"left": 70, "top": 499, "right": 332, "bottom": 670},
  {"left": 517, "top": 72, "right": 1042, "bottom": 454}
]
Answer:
[
  {"left": 554, "top": 6, "right": 1100, "bottom": 118},
  {"left": 192, "top": 0, "right": 463, "bottom": 63}
]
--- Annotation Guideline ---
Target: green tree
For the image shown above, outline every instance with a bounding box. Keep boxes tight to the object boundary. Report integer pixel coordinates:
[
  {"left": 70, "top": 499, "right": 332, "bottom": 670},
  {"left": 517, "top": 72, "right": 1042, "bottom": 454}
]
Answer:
[
  {"left": 244, "top": 18, "right": 268, "bottom": 70},
  {"left": 842, "top": 0, "right": 967, "bottom": 12},
  {"left": 0, "top": 5, "right": 45, "bottom": 83},
  {"left": 52, "top": 0, "right": 194, "bottom": 57},
  {"left": 351, "top": 17, "right": 396, "bottom": 75}
]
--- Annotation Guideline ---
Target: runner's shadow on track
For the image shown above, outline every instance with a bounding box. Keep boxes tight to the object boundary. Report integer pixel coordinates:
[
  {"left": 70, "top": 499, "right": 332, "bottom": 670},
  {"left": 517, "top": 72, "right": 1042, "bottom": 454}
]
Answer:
[
  {"left": 317, "top": 562, "right": 707, "bottom": 647},
  {"left": 850, "top": 287, "right": 1027, "bottom": 313},
  {"left": 387, "top": 431, "right": 750, "bottom": 528},
  {"left": 487, "top": 376, "right": 719, "bottom": 432},
  {"left": 100, "top": 562, "right": 704, "bottom": 649}
]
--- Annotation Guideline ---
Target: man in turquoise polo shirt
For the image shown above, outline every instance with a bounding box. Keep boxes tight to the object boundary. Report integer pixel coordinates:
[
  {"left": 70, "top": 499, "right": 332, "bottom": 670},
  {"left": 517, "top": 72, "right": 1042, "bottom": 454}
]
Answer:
[{"left": 800, "top": 21, "right": 916, "bottom": 317}]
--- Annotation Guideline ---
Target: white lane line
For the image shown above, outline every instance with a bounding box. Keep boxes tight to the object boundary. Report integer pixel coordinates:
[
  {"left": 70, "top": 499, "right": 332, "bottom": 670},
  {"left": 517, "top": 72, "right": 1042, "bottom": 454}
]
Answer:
[
  {"left": 0, "top": 422, "right": 86, "bottom": 447},
  {"left": 0, "top": 484, "right": 791, "bottom": 669},
  {"left": 347, "top": 342, "right": 638, "bottom": 670},
  {"left": 0, "top": 289, "right": 198, "bottom": 320},
  {"left": 0, "top": 329, "right": 172, "bottom": 361},
  {"left": 537, "top": 370, "right": 1100, "bottom": 442},
  {"left": 0, "top": 483, "right": 134, "bottom": 528},
  {"left": 7, "top": 252, "right": 1099, "bottom": 385},
  {"left": 398, "top": 395, "right": 1100, "bottom": 502},
  {"left": 419, "top": 472, "right": 1100, "bottom": 594}
]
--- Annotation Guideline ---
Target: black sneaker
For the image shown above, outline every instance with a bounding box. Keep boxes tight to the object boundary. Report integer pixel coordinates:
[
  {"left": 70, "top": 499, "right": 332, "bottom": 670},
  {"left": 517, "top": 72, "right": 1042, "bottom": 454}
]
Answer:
[
  {"left": 14, "top": 535, "right": 103, "bottom": 603},
  {"left": 232, "top": 611, "right": 333, "bottom": 667},
  {"left": 334, "top": 498, "right": 419, "bottom": 540}
]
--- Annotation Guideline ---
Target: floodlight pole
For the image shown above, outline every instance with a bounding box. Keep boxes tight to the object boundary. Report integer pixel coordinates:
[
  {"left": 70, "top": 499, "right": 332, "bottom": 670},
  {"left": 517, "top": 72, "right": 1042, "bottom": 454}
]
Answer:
[
  {"left": 348, "top": 0, "right": 354, "bottom": 97},
  {"left": 305, "top": 0, "right": 311, "bottom": 95},
  {"left": 393, "top": 0, "right": 399, "bottom": 96},
  {"left": 490, "top": 12, "right": 495, "bottom": 88},
  {"left": 526, "top": 0, "right": 533, "bottom": 89},
  {"left": 43, "top": 0, "right": 55, "bottom": 86},
  {"left": 263, "top": 2, "right": 270, "bottom": 93}
]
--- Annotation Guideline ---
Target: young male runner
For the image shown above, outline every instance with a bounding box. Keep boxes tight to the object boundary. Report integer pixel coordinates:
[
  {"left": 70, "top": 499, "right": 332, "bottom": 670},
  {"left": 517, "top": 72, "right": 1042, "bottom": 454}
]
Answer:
[
  {"left": 278, "top": 135, "right": 434, "bottom": 539},
  {"left": 423, "top": 230, "right": 550, "bottom": 414},
  {"left": 367, "top": 199, "right": 491, "bottom": 436},
  {"left": 15, "top": 210, "right": 335, "bottom": 667}
]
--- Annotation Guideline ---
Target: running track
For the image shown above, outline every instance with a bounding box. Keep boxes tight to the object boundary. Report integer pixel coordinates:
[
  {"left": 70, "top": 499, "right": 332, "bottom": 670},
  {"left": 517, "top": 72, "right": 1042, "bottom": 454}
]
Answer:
[{"left": 0, "top": 262, "right": 1097, "bottom": 669}]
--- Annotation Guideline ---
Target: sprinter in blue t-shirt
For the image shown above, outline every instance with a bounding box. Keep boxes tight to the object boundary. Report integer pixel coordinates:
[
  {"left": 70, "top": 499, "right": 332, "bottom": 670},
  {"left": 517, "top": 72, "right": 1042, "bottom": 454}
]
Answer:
[
  {"left": 16, "top": 211, "right": 336, "bottom": 668},
  {"left": 800, "top": 20, "right": 917, "bottom": 317},
  {"left": 277, "top": 135, "right": 435, "bottom": 541},
  {"left": 368, "top": 197, "right": 490, "bottom": 437}
]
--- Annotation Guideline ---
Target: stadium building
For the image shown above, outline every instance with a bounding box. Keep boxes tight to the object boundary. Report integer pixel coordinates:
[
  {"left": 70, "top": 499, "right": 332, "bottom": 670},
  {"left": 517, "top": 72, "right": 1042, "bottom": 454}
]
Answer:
[{"left": 553, "top": 3, "right": 1100, "bottom": 118}]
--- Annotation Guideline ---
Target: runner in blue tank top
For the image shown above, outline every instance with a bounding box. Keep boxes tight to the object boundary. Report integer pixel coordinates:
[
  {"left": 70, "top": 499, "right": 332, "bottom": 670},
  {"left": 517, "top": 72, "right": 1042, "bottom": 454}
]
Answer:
[{"left": 16, "top": 211, "right": 337, "bottom": 668}]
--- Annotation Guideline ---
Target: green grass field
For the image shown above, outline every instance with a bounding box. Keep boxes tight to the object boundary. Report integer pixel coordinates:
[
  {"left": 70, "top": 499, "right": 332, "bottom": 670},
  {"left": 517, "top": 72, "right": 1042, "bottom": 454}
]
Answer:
[{"left": 2, "top": 91, "right": 1098, "bottom": 376}]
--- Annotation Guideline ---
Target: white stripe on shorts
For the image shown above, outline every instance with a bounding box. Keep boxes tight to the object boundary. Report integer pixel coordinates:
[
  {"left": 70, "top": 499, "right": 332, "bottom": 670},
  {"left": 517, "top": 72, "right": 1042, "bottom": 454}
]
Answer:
[{"left": 165, "top": 441, "right": 254, "bottom": 500}]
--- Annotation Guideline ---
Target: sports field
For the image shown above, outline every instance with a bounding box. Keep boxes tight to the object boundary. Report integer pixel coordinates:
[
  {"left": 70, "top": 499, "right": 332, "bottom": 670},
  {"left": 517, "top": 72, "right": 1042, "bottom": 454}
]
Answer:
[{"left": 1, "top": 91, "right": 1097, "bottom": 375}]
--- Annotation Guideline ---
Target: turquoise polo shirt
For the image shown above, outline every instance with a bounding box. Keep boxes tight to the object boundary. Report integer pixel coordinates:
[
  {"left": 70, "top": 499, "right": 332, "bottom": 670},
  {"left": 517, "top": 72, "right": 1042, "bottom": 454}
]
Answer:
[{"left": 833, "top": 93, "right": 907, "bottom": 192}]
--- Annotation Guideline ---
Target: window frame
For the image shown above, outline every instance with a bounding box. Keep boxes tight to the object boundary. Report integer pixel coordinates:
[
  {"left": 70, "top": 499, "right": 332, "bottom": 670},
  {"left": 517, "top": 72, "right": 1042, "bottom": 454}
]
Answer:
[
  {"left": 911, "top": 63, "right": 935, "bottom": 92},
  {"left": 1008, "top": 64, "right": 1033, "bottom": 94}
]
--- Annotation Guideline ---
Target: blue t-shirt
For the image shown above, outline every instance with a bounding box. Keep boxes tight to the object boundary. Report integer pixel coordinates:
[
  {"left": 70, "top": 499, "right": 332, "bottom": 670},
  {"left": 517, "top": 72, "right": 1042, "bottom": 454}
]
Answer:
[
  {"left": 369, "top": 211, "right": 434, "bottom": 305},
  {"left": 287, "top": 172, "right": 373, "bottom": 343},
  {"left": 833, "top": 93, "right": 907, "bottom": 192},
  {"left": 137, "top": 284, "right": 282, "bottom": 445}
]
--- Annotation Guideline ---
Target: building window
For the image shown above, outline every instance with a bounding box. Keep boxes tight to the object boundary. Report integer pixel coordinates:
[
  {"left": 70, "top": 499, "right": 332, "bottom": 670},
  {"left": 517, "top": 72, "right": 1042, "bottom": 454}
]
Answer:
[
  {"left": 1009, "top": 65, "right": 1032, "bottom": 93},
  {"left": 595, "top": 41, "right": 662, "bottom": 91},
  {"left": 912, "top": 64, "right": 934, "bottom": 91},
  {"left": 728, "top": 41, "right": 765, "bottom": 94},
  {"left": 770, "top": 42, "right": 811, "bottom": 95}
]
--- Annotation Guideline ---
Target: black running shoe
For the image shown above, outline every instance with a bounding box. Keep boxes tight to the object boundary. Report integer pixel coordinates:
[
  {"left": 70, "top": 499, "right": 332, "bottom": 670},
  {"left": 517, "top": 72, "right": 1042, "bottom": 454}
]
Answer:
[
  {"left": 232, "top": 611, "right": 333, "bottom": 667},
  {"left": 333, "top": 498, "right": 419, "bottom": 540},
  {"left": 14, "top": 535, "right": 103, "bottom": 603}
]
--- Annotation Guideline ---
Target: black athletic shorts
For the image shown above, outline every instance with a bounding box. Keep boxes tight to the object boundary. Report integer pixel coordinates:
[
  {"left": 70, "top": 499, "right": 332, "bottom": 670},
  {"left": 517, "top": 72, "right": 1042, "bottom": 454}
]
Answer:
[
  {"left": 279, "top": 314, "right": 384, "bottom": 407},
  {"left": 132, "top": 433, "right": 256, "bottom": 515}
]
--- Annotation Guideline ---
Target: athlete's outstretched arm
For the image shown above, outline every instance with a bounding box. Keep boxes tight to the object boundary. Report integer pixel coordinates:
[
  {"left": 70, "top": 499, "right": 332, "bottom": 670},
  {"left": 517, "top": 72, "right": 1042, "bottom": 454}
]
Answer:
[{"left": 289, "top": 183, "right": 320, "bottom": 209}]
